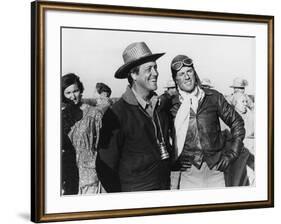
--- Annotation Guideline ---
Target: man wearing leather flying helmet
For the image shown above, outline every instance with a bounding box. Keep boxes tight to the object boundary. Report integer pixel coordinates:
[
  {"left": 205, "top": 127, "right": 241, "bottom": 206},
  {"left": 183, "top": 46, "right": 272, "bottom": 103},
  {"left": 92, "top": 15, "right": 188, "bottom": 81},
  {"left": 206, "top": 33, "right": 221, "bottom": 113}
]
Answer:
[
  {"left": 168, "top": 54, "right": 247, "bottom": 188},
  {"left": 97, "top": 42, "right": 172, "bottom": 192}
]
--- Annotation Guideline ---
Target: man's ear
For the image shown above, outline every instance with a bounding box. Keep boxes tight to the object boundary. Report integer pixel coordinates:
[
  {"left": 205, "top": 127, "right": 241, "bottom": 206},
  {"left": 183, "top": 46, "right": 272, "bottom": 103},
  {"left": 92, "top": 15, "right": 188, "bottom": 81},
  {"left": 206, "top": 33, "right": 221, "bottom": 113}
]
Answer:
[{"left": 130, "top": 72, "right": 137, "bottom": 81}]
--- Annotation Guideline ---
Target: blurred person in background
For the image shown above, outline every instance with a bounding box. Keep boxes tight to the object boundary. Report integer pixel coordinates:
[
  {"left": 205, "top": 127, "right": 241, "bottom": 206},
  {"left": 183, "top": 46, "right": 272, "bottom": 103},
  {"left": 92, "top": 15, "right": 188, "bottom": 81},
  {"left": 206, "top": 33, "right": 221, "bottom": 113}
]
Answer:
[
  {"left": 159, "top": 78, "right": 177, "bottom": 111},
  {"left": 226, "top": 77, "right": 254, "bottom": 110},
  {"left": 231, "top": 92, "right": 255, "bottom": 185},
  {"left": 201, "top": 78, "right": 214, "bottom": 89},
  {"left": 96, "top": 82, "right": 112, "bottom": 98},
  {"left": 163, "top": 78, "right": 178, "bottom": 96},
  {"left": 82, "top": 82, "right": 113, "bottom": 110},
  {"left": 95, "top": 82, "right": 113, "bottom": 107}
]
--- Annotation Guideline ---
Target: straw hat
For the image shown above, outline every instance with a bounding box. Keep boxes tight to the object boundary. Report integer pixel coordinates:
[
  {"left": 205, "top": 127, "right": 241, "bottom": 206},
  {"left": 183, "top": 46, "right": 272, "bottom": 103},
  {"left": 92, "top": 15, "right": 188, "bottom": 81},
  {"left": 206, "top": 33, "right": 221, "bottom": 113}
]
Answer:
[
  {"left": 164, "top": 79, "right": 176, "bottom": 88},
  {"left": 230, "top": 77, "right": 249, "bottom": 88},
  {"left": 201, "top": 78, "right": 214, "bottom": 88},
  {"left": 115, "top": 42, "right": 165, "bottom": 79}
]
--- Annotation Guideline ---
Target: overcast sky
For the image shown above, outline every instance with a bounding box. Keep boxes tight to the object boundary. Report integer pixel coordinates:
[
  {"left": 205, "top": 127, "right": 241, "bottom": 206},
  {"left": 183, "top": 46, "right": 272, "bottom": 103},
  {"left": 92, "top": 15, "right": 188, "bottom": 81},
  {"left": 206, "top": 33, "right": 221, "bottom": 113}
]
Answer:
[{"left": 62, "top": 27, "right": 255, "bottom": 98}]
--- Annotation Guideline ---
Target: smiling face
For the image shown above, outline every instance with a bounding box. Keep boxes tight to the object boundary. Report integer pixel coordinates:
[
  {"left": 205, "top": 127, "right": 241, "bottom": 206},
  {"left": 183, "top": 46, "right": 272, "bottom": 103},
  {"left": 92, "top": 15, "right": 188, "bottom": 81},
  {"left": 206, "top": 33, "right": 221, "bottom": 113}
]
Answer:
[
  {"left": 63, "top": 83, "right": 82, "bottom": 105},
  {"left": 175, "top": 66, "right": 196, "bottom": 93},
  {"left": 131, "top": 61, "right": 159, "bottom": 95}
]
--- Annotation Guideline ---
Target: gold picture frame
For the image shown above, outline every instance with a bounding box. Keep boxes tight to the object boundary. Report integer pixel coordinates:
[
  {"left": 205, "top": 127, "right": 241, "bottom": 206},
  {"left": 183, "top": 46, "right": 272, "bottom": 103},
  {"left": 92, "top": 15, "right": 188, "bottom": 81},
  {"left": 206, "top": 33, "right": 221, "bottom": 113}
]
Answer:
[{"left": 31, "top": 1, "right": 274, "bottom": 222}]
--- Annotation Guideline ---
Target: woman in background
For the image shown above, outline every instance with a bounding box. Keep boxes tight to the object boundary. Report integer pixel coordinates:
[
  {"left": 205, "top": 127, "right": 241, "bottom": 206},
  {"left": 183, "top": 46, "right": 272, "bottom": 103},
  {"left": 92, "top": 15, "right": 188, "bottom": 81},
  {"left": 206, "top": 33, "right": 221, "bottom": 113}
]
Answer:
[{"left": 62, "top": 73, "right": 103, "bottom": 194}]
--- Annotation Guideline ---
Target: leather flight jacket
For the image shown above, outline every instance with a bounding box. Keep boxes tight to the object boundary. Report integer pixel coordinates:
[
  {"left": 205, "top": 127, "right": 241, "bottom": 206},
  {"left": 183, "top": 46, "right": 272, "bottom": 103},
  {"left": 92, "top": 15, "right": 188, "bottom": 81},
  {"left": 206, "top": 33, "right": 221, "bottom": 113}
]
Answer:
[{"left": 170, "top": 88, "right": 245, "bottom": 169}]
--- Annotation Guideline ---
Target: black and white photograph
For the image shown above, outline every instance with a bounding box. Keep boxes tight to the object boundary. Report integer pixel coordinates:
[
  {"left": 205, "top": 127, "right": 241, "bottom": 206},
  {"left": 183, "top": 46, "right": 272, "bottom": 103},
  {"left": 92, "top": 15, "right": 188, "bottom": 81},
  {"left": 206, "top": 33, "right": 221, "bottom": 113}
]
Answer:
[
  {"left": 61, "top": 27, "right": 256, "bottom": 195},
  {"left": 30, "top": 1, "right": 273, "bottom": 222}
]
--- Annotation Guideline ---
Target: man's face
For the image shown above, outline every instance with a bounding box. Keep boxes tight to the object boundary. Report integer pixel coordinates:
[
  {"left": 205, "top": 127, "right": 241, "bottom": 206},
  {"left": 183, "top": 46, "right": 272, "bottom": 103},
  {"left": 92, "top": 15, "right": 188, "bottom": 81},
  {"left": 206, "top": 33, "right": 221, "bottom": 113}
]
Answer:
[
  {"left": 100, "top": 91, "right": 109, "bottom": 98},
  {"left": 167, "top": 87, "right": 177, "bottom": 96},
  {"left": 175, "top": 66, "right": 196, "bottom": 93},
  {"left": 235, "top": 95, "right": 248, "bottom": 114},
  {"left": 133, "top": 61, "right": 159, "bottom": 92}
]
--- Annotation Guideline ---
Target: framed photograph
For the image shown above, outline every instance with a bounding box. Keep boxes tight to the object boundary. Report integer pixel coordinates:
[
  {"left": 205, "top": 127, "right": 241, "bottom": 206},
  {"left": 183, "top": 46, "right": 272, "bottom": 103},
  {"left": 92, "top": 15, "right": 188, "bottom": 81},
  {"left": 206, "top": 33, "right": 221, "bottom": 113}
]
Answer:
[{"left": 31, "top": 0, "right": 274, "bottom": 222}]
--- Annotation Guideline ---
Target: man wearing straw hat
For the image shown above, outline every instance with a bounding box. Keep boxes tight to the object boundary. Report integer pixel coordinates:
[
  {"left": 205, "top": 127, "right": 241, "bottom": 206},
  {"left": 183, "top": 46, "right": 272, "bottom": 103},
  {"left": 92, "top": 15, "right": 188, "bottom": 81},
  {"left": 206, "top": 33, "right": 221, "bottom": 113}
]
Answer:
[
  {"left": 159, "top": 79, "right": 178, "bottom": 112},
  {"left": 169, "top": 54, "right": 247, "bottom": 188},
  {"left": 97, "top": 42, "right": 171, "bottom": 192},
  {"left": 163, "top": 78, "right": 178, "bottom": 96},
  {"left": 226, "top": 77, "right": 254, "bottom": 110},
  {"left": 201, "top": 78, "right": 214, "bottom": 89}
]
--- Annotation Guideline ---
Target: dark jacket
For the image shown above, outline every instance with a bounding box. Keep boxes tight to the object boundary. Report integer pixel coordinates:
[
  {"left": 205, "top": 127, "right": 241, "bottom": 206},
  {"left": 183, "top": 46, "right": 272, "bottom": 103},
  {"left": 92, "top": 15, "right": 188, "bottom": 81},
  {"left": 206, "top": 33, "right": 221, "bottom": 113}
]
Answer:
[
  {"left": 171, "top": 88, "right": 245, "bottom": 169},
  {"left": 61, "top": 133, "right": 79, "bottom": 195},
  {"left": 96, "top": 87, "right": 171, "bottom": 192},
  {"left": 159, "top": 91, "right": 173, "bottom": 111},
  {"left": 61, "top": 105, "right": 80, "bottom": 195}
]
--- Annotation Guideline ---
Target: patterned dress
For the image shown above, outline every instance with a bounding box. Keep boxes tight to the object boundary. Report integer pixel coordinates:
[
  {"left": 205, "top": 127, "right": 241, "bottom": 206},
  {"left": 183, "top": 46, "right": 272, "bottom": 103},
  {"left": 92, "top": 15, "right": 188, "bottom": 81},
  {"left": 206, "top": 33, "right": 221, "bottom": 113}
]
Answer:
[{"left": 68, "top": 104, "right": 103, "bottom": 194}]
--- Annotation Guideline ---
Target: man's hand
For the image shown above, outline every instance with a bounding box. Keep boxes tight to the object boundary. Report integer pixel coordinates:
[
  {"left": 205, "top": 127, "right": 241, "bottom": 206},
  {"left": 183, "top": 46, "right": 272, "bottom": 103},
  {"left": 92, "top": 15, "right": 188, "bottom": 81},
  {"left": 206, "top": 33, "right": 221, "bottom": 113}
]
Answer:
[
  {"left": 172, "top": 155, "right": 192, "bottom": 171},
  {"left": 179, "top": 159, "right": 192, "bottom": 171},
  {"left": 216, "top": 151, "right": 237, "bottom": 172},
  {"left": 216, "top": 156, "right": 231, "bottom": 171}
]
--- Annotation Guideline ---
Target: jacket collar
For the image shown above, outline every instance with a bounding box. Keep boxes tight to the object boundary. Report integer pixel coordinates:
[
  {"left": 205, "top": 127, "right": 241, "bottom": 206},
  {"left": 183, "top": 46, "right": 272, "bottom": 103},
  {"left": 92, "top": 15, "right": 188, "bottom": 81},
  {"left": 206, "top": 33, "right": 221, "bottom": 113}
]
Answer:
[
  {"left": 131, "top": 87, "right": 148, "bottom": 109},
  {"left": 122, "top": 86, "right": 139, "bottom": 105},
  {"left": 122, "top": 85, "right": 157, "bottom": 106},
  {"left": 203, "top": 88, "right": 215, "bottom": 96},
  {"left": 173, "top": 86, "right": 214, "bottom": 105}
]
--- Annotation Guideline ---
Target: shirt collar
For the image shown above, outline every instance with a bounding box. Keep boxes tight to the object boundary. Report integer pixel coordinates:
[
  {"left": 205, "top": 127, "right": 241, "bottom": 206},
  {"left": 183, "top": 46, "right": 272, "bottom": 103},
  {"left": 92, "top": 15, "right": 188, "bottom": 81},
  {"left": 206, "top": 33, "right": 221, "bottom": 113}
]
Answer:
[
  {"left": 132, "top": 88, "right": 149, "bottom": 109},
  {"left": 131, "top": 87, "right": 159, "bottom": 111}
]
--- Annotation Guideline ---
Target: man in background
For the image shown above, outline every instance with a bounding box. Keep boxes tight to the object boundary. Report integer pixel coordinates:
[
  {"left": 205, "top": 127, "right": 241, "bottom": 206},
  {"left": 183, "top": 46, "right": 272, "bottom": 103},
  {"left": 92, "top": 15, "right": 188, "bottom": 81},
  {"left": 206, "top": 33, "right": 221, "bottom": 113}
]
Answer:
[
  {"left": 201, "top": 78, "right": 214, "bottom": 89},
  {"left": 95, "top": 82, "right": 113, "bottom": 106},
  {"left": 226, "top": 77, "right": 254, "bottom": 110},
  {"left": 82, "top": 82, "right": 112, "bottom": 112},
  {"left": 159, "top": 78, "right": 177, "bottom": 111}
]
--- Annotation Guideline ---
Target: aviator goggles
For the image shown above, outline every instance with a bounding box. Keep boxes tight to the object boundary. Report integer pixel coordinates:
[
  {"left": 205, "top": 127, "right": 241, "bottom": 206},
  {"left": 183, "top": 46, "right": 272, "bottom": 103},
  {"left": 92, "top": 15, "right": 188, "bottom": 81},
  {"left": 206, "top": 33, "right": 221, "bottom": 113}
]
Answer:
[{"left": 171, "top": 58, "right": 193, "bottom": 71}]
